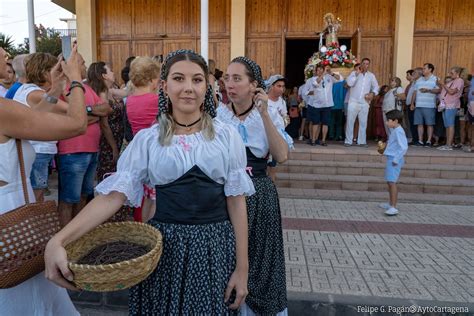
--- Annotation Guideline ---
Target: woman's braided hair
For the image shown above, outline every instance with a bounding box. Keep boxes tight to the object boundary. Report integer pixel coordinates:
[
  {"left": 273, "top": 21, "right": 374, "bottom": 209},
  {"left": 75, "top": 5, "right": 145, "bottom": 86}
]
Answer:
[{"left": 157, "top": 49, "right": 216, "bottom": 146}]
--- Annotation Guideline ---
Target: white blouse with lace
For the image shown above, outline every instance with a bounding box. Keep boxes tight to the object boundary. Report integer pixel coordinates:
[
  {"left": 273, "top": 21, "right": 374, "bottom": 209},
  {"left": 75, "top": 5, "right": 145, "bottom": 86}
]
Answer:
[
  {"left": 216, "top": 103, "right": 294, "bottom": 158},
  {"left": 96, "top": 119, "right": 255, "bottom": 206}
]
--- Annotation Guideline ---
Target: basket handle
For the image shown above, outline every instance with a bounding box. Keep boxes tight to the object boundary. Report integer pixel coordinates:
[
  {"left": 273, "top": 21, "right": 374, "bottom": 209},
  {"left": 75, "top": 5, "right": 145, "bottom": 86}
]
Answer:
[{"left": 15, "top": 139, "right": 30, "bottom": 205}]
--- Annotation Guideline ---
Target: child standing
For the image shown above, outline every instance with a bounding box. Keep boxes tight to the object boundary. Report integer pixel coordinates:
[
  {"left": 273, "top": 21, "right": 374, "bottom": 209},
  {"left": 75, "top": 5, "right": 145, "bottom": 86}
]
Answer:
[{"left": 380, "top": 109, "right": 408, "bottom": 216}]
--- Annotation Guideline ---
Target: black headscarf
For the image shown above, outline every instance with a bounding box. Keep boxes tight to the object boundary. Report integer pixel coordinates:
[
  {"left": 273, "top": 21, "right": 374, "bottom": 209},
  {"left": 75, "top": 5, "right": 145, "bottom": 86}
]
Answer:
[{"left": 231, "top": 56, "right": 266, "bottom": 90}]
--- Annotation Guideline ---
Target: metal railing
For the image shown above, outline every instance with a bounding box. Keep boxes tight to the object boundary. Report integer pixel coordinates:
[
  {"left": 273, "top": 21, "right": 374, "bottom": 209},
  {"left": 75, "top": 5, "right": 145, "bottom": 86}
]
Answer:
[{"left": 51, "top": 29, "right": 77, "bottom": 37}]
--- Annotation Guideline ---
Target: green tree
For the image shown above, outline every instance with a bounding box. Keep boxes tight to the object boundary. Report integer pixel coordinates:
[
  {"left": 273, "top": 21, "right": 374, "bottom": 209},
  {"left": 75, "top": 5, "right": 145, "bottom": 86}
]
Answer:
[
  {"left": 4, "top": 24, "right": 63, "bottom": 57},
  {"left": 35, "top": 24, "right": 62, "bottom": 57},
  {"left": 0, "top": 33, "right": 15, "bottom": 55}
]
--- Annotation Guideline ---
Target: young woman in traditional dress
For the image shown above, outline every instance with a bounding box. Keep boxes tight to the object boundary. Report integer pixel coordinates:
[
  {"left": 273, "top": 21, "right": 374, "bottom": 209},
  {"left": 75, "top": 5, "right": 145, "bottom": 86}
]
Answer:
[
  {"left": 45, "top": 50, "right": 253, "bottom": 315},
  {"left": 217, "top": 56, "right": 292, "bottom": 315}
]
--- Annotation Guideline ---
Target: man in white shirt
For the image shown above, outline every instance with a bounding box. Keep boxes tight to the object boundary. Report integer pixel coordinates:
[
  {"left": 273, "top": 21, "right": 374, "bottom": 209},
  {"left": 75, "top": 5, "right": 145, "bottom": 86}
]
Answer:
[
  {"left": 410, "top": 63, "right": 440, "bottom": 147},
  {"left": 266, "top": 74, "right": 288, "bottom": 181},
  {"left": 345, "top": 58, "right": 379, "bottom": 147},
  {"left": 305, "top": 65, "right": 342, "bottom": 145},
  {"left": 266, "top": 74, "right": 288, "bottom": 119}
]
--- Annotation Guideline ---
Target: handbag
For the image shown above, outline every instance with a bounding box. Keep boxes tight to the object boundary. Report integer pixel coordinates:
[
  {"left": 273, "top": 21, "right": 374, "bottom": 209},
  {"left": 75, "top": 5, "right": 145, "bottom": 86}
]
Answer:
[{"left": 0, "top": 140, "right": 60, "bottom": 288}]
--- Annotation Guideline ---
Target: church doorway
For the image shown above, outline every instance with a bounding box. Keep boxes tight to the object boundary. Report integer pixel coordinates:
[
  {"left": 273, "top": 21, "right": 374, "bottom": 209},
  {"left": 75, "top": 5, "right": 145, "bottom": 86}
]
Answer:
[{"left": 284, "top": 38, "right": 352, "bottom": 89}]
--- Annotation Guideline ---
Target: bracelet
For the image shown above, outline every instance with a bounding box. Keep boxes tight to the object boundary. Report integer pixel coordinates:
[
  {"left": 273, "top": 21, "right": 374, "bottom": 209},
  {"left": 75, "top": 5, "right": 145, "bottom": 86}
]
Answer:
[{"left": 66, "top": 81, "right": 85, "bottom": 96}]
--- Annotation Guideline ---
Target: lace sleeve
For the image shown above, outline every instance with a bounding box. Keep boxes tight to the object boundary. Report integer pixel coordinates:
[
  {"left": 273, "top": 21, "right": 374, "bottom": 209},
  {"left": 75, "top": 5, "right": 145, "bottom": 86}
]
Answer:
[
  {"left": 269, "top": 107, "right": 294, "bottom": 149},
  {"left": 95, "top": 171, "right": 144, "bottom": 207}
]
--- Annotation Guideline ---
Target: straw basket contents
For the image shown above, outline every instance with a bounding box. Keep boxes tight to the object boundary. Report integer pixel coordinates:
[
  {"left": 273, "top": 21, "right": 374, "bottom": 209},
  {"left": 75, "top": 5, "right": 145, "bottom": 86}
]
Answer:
[
  {"left": 66, "top": 221, "right": 162, "bottom": 292},
  {"left": 76, "top": 241, "right": 150, "bottom": 265}
]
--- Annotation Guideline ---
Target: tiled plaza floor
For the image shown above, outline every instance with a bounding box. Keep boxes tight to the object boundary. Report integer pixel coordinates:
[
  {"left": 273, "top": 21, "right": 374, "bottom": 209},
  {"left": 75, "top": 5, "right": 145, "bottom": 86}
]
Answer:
[
  {"left": 46, "top": 172, "right": 473, "bottom": 314},
  {"left": 281, "top": 198, "right": 474, "bottom": 311}
]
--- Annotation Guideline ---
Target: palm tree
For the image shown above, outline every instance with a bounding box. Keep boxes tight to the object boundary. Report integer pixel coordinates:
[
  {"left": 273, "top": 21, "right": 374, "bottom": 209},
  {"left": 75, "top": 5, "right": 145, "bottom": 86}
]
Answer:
[{"left": 0, "top": 33, "right": 15, "bottom": 55}]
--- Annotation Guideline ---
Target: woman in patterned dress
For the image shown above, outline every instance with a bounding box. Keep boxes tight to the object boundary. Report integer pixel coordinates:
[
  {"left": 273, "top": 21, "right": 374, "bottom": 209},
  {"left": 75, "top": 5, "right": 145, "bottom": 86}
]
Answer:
[
  {"left": 44, "top": 50, "right": 254, "bottom": 314},
  {"left": 217, "top": 57, "right": 292, "bottom": 315},
  {"left": 86, "top": 62, "right": 129, "bottom": 221}
]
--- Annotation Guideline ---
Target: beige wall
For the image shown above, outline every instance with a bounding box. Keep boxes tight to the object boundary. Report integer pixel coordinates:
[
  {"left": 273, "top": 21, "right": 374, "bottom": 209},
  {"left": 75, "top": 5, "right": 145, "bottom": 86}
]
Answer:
[
  {"left": 230, "top": 0, "right": 246, "bottom": 59},
  {"left": 393, "top": 0, "right": 416, "bottom": 86},
  {"left": 75, "top": 0, "right": 97, "bottom": 66}
]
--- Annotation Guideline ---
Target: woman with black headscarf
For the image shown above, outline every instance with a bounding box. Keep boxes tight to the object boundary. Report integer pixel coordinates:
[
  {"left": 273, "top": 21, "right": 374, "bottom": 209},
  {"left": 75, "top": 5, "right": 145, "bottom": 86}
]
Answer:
[
  {"left": 45, "top": 50, "right": 254, "bottom": 314},
  {"left": 217, "top": 57, "right": 292, "bottom": 315}
]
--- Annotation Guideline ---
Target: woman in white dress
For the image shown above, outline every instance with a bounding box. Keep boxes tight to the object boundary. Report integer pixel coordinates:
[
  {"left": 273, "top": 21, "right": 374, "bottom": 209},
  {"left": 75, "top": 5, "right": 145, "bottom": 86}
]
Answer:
[
  {"left": 45, "top": 50, "right": 253, "bottom": 315},
  {"left": 0, "top": 47, "right": 86, "bottom": 315}
]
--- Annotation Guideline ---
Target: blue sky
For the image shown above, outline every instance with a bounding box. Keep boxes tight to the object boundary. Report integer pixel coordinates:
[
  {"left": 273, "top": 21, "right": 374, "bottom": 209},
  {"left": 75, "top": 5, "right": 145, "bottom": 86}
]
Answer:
[{"left": 0, "top": 0, "right": 72, "bottom": 45}]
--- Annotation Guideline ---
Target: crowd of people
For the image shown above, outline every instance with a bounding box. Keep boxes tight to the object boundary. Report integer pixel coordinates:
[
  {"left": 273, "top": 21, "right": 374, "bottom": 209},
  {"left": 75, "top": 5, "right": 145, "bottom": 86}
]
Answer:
[
  {"left": 0, "top": 42, "right": 472, "bottom": 314},
  {"left": 280, "top": 60, "right": 474, "bottom": 153},
  {"left": 0, "top": 46, "right": 294, "bottom": 315}
]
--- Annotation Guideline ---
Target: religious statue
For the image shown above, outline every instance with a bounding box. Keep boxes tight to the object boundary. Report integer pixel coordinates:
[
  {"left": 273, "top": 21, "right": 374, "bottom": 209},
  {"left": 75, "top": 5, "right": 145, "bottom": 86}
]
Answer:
[
  {"left": 306, "top": 12, "right": 356, "bottom": 79},
  {"left": 319, "top": 13, "right": 341, "bottom": 48}
]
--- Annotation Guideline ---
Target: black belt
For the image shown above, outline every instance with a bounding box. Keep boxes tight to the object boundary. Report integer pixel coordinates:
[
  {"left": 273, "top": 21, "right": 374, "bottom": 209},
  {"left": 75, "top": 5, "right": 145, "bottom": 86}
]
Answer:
[{"left": 246, "top": 147, "right": 268, "bottom": 178}]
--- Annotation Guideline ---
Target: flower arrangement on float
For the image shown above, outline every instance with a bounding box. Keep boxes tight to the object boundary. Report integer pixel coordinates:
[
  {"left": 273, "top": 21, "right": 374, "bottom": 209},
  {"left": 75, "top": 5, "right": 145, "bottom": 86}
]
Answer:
[{"left": 304, "top": 42, "right": 358, "bottom": 79}]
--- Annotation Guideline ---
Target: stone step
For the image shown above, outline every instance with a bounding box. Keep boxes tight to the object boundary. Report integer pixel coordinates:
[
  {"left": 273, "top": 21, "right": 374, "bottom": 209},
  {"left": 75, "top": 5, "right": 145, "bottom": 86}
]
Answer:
[
  {"left": 277, "top": 187, "right": 474, "bottom": 205},
  {"left": 275, "top": 173, "right": 474, "bottom": 195},
  {"left": 289, "top": 142, "right": 474, "bottom": 166},
  {"left": 277, "top": 160, "right": 474, "bottom": 180}
]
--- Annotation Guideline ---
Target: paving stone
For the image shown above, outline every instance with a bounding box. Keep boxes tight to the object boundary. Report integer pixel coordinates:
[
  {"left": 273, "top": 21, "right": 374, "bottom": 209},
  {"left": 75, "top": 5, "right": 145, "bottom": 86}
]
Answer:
[
  {"left": 285, "top": 244, "right": 307, "bottom": 265},
  {"left": 286, "top": 264, "right": 311, "bottom": 292}
]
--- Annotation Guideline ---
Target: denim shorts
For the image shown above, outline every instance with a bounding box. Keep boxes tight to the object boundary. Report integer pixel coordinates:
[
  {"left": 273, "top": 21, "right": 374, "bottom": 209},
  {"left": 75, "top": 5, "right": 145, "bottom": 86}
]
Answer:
[
  {"left": 442, "top": 108, "right": 458, "bottom": 128},
  {"left": 414, "top": 107, "right": 435, "bottom": 126},
  {"left": 384, "top": 157, "right": 404, "bottom": 183},
  {"left": 30, "top": 153, "right": 54, "bottom": 190},
  {"left": 58, "top": 152, "right": 98, "bottom": 204}
]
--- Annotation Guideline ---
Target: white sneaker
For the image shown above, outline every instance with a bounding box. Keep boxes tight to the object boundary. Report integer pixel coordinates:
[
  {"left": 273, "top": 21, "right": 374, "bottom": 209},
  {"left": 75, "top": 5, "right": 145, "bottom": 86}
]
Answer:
[
  {"left": 385, "top": 207, "right": 399, "bottom": 216},
  {"left": 437, "top": 145, "right": 453, "bottom": 151},
  {"left": 378, "top": 203, "right": 391, "bottom": 210},
  {"left": 298, "top": 136, "right": 303, "bottom": 141}
]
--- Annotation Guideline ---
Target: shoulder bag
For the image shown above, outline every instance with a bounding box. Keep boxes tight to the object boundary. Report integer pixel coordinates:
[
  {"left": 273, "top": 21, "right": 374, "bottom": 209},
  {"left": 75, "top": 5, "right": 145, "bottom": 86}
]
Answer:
[{"left": 0, "top": 140, "right": 60, "bottom": 288}]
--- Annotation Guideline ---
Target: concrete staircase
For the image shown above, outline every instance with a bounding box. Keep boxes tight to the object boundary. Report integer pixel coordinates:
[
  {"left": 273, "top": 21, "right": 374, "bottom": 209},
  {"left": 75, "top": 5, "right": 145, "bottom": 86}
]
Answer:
[{"left": 275, "top": 142, "right": 474, "bottom": 205}]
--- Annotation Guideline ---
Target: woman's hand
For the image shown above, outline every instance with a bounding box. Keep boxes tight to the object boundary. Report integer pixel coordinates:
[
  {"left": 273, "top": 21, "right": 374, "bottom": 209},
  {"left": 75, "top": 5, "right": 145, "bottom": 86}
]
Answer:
[
  {"left": 44, "top": 237, "right": 78, "bottom": 291},
  {"left": 253, "top": 88, "right": 269, "bottom": 115},
  {"left": 49, "top": 57, "right": 66, "bottom": 97},
  {"left": 224, "top": 267, "right": 248, "bottom": 310}
]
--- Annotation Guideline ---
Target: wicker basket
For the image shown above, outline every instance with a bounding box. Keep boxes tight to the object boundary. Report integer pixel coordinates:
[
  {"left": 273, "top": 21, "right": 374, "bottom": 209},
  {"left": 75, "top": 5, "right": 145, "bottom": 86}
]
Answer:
[{"left": 66, "top": 221, "right": 163, "bottom": 292}]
